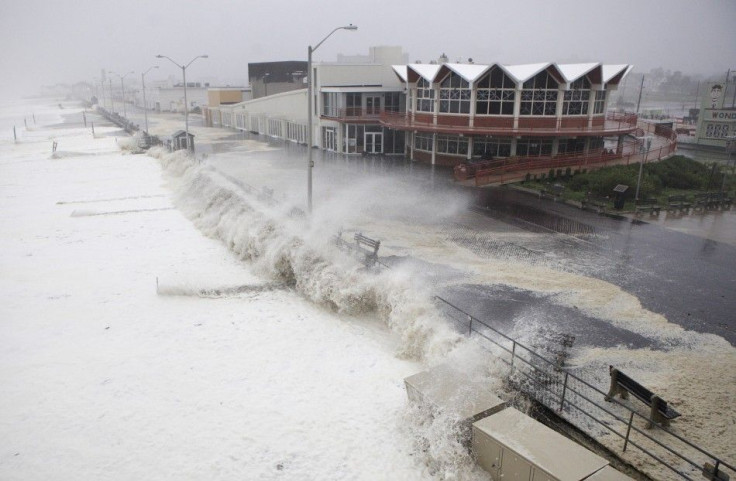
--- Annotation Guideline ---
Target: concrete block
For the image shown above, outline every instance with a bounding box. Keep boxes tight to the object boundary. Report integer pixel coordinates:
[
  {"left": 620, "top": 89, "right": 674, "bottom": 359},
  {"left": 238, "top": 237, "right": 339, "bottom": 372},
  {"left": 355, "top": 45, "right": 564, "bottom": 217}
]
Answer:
[
  {"left": 472, "top": 407, "right": 609, "bottom": 481},
  {"left": 404, "top": 364, "right": 507, "bottom": 423}
]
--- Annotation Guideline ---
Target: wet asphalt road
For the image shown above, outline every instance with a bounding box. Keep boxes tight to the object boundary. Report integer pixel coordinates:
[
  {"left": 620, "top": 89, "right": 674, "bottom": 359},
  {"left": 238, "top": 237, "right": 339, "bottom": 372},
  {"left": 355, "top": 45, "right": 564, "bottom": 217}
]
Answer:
[{"left": 472, "top": 188, "right": 736, "bottom": 346}]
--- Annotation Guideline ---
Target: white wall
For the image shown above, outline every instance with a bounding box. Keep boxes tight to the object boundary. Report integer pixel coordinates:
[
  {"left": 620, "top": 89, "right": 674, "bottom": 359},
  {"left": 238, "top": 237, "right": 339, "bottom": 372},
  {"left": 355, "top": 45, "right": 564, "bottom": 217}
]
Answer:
[
  {"left": 153, "top": 87, "right": 209, "bottom": 112},
  {"left": 227, "top": 89, "right": 307, "bottom": 122}
]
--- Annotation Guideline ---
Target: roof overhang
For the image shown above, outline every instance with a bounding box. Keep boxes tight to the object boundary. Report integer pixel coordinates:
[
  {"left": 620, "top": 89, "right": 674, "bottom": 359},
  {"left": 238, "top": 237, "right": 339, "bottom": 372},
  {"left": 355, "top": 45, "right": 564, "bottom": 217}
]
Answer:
[{"left": 407, "top": 63, "right": 442, "bottom": 83}]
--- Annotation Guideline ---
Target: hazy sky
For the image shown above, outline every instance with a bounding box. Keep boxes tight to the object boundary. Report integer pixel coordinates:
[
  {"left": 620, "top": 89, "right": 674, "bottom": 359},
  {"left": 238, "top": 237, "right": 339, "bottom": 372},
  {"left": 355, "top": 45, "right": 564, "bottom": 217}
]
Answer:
[{"left": 2, "top": 0, "right": 735, "bottom": 99}]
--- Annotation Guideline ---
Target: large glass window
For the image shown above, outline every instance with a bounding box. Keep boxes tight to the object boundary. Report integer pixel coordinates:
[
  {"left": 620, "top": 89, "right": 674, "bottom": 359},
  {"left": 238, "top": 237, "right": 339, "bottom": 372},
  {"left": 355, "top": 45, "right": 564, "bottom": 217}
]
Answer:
[
  {"left": 346, "top": 93, "right": 361, "bottom": 116},
  {"left": 562, "top": 77, "right": 590, "bottom": 115},
  {"left": 593, "top": 90, "right": 606, "bottom": 114},
  {"left": 414, "top": 133, "right": 433, "bottom": 152},
  {"left": 384, "top": 92, "right": 401, "bottom": 113},
  {"left": 345, "top": 124, "right": 364, "bottom": 153},
  {"left": 557, "top": 137, "right": 586, "bottom": 155},
  {"left": 520, "top": 70, "right": 559, "bottom": 116},
  {"left": 590, "top": 137, "right": 604, "bottom": 151},
  {"left": 437, "top": 134, "right": 469, "bottom": 155},
  {"left": 322, "top": 92, "right": 338, "bottom": 117},
  {"left": 416, "top": 78, "right": 434, "bottom": 112},
  {"left": 439, "top": 73, "right": 470, "bottom": 114},
  {"left": 516, "top": 137, "right": 553, "bottom": 156},
  {"left": 473, "top": 136, "right": 512, "bottom": 158},
  {"left": 476, "top": 68, "right": 516, "bottom": 115}
]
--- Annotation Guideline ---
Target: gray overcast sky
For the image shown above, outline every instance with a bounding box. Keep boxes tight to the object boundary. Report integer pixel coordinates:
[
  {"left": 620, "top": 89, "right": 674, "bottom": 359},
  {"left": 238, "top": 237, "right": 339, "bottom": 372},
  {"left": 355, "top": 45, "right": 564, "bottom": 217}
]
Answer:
[{"left": 2, "top": 0, "right": 735, "bottom": 99}]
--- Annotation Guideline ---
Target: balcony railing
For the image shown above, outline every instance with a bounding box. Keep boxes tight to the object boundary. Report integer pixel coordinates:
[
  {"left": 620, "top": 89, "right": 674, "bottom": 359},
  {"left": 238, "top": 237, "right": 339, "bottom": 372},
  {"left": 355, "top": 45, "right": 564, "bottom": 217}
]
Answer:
[
  {"left": 467, "top": 120, "right": 677, "bottom": 186},
  {"left": 380, "top": 110, "right": 639, "bottom": 137},
  {"left": 321, "top": 107, "right": 384, "bottom": 120}
]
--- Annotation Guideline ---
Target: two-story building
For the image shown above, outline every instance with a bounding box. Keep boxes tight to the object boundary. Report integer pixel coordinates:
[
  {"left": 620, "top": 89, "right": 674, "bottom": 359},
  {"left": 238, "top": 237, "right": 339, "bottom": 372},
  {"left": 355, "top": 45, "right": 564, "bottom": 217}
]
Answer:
[{"left": 204, "top": 49, "right": 638, "bottom": 168}]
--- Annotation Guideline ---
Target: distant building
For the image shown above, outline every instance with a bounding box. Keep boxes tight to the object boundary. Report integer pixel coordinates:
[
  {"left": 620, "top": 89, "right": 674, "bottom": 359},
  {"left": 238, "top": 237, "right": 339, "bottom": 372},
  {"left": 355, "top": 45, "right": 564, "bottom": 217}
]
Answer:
[
  {"left": 204, "top": 87, "right": 252, "bottom": 126},
  {"left": 248, "top": 61, "right": 308, "bottom": 99},
  {"left": 154, "top": 85, "right": 209, "bottom": 113},
  {"left": 207, "top": 87, "right": 252, "bottom": 107}
]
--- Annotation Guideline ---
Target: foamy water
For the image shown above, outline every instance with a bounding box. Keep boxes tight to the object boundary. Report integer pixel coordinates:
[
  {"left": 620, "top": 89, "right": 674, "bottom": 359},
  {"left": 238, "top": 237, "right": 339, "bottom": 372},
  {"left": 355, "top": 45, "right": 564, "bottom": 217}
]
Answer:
[{"left": 0, "top": 100, "right": 486, "bottom": 481}]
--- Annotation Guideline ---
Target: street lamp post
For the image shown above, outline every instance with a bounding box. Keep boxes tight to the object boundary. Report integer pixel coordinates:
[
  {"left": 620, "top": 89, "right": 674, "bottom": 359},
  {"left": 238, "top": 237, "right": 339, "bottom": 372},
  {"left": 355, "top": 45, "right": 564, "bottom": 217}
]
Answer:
[
  {"left": 111, "top": 71, "right": 135, "bottom": 118},
  {"left": 108, "top": 77, "right": 115, "bottom": 113},
  {"left": 141, "top": 66, "right": 159, "bottom": 134},
  {"left": 99, "top": 78, "right": 106, "bottom": 110},
  {"left": 727, "top": 68, "right": 736, "bottom": 108},
  {"left": 156, "top": 54, "right": 209, "bottom": 151},
  {"left": 307, "top": 24, "right": 357, "bottom": 213},
  {"left": 264, "top": 72, "right": 270, "bottom": 97}
]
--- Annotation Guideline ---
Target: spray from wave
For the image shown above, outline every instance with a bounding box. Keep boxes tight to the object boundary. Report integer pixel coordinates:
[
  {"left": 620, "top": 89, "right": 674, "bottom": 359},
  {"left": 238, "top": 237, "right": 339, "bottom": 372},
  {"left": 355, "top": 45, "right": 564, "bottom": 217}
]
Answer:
[{"left": 148, "top": 147, "right": 463, "bottom": 361}]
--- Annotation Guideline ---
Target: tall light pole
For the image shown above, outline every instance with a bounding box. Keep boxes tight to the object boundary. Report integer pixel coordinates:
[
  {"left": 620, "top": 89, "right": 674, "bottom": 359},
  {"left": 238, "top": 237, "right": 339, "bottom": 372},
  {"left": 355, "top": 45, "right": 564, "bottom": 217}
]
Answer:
[
  {"left": 156, "top": 54, "right": 209, "bottom": 151},
  {"left": 108, "top": 77, "right": 115, "bottom": 113},
  {"left": 141, "top": 66, "right": 159, "bottom": 134},
  {"left": 727, "top": 68, "right": 736, "bottom": 108},
  {"left": 307, "top": 24, "right": 357, "bottom": 213},
  {"left": 111, "top": 71, "right": 135, "bottom": 118},
  {"left": 264, "top": 72, "right": 270, "bottom": 97},
  {"left": 99, "top": 77, "right": 106, "bottom": 110}
]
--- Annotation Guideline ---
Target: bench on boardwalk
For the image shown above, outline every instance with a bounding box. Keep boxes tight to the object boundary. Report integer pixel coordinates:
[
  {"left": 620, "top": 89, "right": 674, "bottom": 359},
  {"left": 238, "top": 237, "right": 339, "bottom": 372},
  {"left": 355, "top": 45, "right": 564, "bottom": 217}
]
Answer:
[
  {"left": 634, "top": 198, "right": 661, "bottom": 216},
  {"left": 712, "top": 192, "right": 733, "bottom": 209},
  {"left": 604, "top": 366, "right": 680, "bottom": 428},
  {"left": 693, "top": 193, "right": 712, "bottom": 210},
  {"left": 335, "top": 230, "right": 381, "bottom": 268},
  {"left": 694, "top": 192, "right": 733, "bottom": 210},
  {"left": 353, "top": 233, "right": 381, "bottom": 267},
  {"left": 581, "top": 196, "right": 608, "bottom": 214},
  {"left": 666, "top": 194, "right": 692, "bottom": 212}
]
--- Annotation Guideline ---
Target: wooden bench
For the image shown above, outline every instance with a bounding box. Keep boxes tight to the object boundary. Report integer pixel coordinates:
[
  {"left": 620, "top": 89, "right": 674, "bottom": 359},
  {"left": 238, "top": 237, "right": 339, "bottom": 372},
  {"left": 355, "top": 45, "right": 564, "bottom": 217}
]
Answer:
[
  {"left": 335, "top": 230, "right": 381, "bottom": 268},
  {"left": 581, "top": 196, "right": 608, "bottom": 214},
  {"left": 353, "top": 233, "right": 381, "bottom": 267},
  {"left": 667, "top": 194, "right": 692, "bottom": 212},
  {"left": 693, "top": 192, "right": 712, "bottom": 210},
  {"left": 710, "top": 192, "right": 733, "bottom": 209},
  {"left": 634, "top": 198, "right": 661, "bottom": 216},
  {"left": 604, "top": 366, "right": 681, "bottom": 428}
]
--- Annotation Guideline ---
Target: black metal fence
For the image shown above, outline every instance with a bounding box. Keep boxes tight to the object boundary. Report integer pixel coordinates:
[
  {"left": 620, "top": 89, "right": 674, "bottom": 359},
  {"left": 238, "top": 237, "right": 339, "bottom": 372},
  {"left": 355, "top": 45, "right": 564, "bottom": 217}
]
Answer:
[{"left": 434, "top": 296, "right": 734, "bottom": 481}]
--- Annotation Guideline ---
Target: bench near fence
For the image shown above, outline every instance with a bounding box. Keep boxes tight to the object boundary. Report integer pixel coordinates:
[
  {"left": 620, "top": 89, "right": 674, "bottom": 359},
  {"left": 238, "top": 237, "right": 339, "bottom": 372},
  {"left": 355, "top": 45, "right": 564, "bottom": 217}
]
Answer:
[
  {"left": 634, "top": 198, "right": 661, "bottom": 216},
  {"left": 335, "top": 231, "right": 381, "bottom": 267},
  {"left": 694, "top": 192, "right": 733, "bottom": 210},
  {"left": 581, "top": 196, "right": 608, "bottom": 214},
  {"left": 667, "top": 195, "right": 692, "bottom": 212},
  {"left": 605, "top": 366, "right": 681, "bottom": 428}
]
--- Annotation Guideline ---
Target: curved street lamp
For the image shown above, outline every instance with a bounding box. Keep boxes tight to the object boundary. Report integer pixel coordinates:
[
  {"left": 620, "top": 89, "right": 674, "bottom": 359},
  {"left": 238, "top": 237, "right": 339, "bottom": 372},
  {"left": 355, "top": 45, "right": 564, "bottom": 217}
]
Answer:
[
  {"left": 307, "top": 24, "right": 357, "bottom": 213},
  {"left": 155, "top": 54, "right": 209, "bottom": 151},
  {"left": 110, "top": 71, "right": 135, "bottom": 118},
  {"left": 141, "top": 66, "right": 159, "bottom": 134}
]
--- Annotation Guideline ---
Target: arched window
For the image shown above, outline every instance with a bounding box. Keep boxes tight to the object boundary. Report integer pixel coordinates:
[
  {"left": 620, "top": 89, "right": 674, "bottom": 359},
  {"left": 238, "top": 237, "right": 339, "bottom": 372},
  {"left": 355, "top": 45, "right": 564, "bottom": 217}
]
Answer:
[
  {"left": 520, "top": 70, "right": 559, "bottom": 116},
  {"left": 439, "top": 72, "right": 470, "bottom": 114},
  {"left": 476, "top": 68, "right": 516, "bottom": 115},
  {"left": 562, "top": 77, "right": 591, "bottom": 115},
  {"left": 416, "top": 78, "right": 434, "bottom": 112}
]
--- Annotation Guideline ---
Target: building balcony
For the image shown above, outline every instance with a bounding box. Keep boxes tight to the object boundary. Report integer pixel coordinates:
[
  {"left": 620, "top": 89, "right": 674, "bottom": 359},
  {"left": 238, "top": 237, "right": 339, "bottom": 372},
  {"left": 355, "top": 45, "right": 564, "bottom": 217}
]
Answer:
[
  {"left": 321, "top": 107, "right": 384, "bottom": 123},
  {"left": 379, "top": 111, "right": 639, "bottom": 137},
  {"left": 458, "top": 119, "right": 677, "bottom": 186}
]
